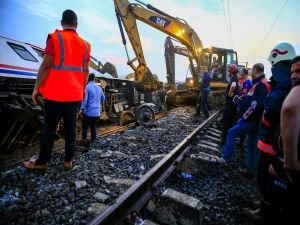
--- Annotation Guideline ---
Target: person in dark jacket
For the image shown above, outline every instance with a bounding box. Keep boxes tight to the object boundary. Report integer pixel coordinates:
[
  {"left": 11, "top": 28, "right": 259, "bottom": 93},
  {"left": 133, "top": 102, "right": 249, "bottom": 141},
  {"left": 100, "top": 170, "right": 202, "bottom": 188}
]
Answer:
[
  {"left": 196, "top": 72, "right": 211, "bottom": 118},
  {"left": 220, "top": 64, "right": 239, "bottom": 144},
  {"left": 244, "top": 42, "right": 296, "bottom": 224},
  {"left": 221, "top": 63, "right": 270, "bottom": 176},
  {"left": 271, "top": 56, "right": 300, "bottom": 225}
]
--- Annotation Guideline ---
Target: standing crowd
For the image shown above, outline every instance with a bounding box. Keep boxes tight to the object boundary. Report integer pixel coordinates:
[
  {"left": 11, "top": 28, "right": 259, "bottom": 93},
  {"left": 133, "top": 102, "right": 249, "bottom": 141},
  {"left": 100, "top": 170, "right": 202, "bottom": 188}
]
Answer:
[{"left": 214, "top": 42, "right": 299, "bottom": 225}]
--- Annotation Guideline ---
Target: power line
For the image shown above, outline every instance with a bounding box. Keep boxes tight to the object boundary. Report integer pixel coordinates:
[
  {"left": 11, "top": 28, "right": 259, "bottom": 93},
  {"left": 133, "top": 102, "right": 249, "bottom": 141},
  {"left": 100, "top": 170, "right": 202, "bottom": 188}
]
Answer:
[
  {"left": 221, "top": 0, "right": 231, "bottom": 47},
  {"left": 227, "top": 0, "right": 234, "bottom": 49},
  {"left": 254, "top": 0, "right": 289, "bottom": 56}
]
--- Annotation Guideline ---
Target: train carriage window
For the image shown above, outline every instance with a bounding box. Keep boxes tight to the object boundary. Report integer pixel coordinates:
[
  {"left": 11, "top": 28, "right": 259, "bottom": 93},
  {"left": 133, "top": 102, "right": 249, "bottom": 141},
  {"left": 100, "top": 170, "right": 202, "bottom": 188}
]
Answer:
[
  {"left": 32, "top": 47, "right": 44, "bottom": 58},
  {"left": 7, "top": 42, "right": 38, "bottom": 62}
]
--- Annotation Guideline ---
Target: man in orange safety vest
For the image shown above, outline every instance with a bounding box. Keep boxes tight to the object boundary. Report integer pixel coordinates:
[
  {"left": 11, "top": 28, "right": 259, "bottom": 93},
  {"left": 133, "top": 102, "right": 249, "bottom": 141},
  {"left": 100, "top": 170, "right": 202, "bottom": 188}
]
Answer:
[{"left": 24, "top": 9, "right": 91, "bottom": 170}]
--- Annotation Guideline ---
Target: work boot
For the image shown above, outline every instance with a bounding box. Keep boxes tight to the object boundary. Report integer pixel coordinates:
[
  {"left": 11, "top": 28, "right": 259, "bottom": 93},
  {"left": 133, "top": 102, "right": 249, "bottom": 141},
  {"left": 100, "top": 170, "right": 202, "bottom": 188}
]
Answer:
[{"left": 242, "top": 207, "right": 261, "bottom": 222}]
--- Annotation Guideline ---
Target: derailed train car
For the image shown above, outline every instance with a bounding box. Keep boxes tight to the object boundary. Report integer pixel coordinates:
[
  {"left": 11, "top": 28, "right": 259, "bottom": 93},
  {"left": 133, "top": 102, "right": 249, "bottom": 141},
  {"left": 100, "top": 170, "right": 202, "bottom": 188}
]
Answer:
[{"left": 0, "top": 36, "right": 161, "bottom": 153}]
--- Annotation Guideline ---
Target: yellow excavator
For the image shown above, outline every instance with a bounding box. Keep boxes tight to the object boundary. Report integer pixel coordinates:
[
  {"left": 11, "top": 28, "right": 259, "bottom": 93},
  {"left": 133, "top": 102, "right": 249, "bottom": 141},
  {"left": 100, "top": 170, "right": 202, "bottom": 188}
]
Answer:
[
  {"left": 164, "top": 36, "right": 238, "bottom": 89},
  {"left": 114, "top": 0, "right": 238, "bottom": 106}
]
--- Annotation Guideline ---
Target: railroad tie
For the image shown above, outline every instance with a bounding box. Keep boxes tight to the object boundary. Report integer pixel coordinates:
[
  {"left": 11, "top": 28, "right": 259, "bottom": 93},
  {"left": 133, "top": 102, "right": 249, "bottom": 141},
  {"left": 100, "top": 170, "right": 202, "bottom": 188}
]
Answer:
[
  {"left": 191, "top": 152, "right": 225, "bottom": 164},
  {"left": 206, "top": 130, "right": 222, "bottom": 138},
  {"left": 199, "top": 140, "right": 219, "bottom": 148},
  {"left": 204, "top": 135, "right": 221, "bottom": 143},
  {"left": 208, "top": 128, "right": 222, "bottom": 134},
  {"left": 197, "top": 143, "right": 219, "bottom": 153}
]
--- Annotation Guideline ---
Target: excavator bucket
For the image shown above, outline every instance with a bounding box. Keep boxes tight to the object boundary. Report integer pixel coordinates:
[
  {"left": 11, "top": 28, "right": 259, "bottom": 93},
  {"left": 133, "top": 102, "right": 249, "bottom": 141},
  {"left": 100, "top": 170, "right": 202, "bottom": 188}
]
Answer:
[
  {"left": 101, "top": 62, "right": 118, "bottom": 78},
  {"left": 134, "top": 67, "right": 163, "bottom": 92}
]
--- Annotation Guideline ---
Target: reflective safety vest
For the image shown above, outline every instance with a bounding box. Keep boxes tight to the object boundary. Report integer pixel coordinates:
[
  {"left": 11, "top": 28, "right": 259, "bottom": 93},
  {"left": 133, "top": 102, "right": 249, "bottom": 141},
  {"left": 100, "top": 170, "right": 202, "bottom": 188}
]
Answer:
[
  {"left": 39, "top": 29, "right": 91, "bottom": 102},
  {"left": 249, "top": 78, "right": 270, "bottom": 96}
]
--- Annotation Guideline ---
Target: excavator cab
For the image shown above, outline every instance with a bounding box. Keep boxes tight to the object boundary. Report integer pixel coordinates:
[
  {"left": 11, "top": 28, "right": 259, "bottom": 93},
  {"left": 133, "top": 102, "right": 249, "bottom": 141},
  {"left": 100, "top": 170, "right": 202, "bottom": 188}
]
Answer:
[
  {"left": 201, "top": 47, "right": 238, "bottom": 88},
  {"left": 164, "top": 36, "right": 238, "bottom": 91},
  {"left": 187, "top": 48, "right": 238, "bottom": 89}
]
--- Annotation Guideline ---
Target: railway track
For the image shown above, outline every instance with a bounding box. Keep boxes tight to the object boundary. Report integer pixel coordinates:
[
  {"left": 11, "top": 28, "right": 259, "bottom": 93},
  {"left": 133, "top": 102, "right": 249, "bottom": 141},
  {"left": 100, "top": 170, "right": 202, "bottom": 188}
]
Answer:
[
  {"left": 0, "top": 107, "right": 258, "bottom": 225},
  {"left": 89, "top": 111, "right": 221, "bottom": 225},
  {"left": 0, "top": 112, "right": 167, "bottom": 171}
]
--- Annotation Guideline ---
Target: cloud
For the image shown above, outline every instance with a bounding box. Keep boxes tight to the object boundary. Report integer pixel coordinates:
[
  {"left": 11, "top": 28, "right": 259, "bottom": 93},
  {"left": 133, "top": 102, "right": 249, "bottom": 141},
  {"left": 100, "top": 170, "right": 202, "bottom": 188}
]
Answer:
[{"left": 16, "top": 0, "right": 60, "bottom": 21}]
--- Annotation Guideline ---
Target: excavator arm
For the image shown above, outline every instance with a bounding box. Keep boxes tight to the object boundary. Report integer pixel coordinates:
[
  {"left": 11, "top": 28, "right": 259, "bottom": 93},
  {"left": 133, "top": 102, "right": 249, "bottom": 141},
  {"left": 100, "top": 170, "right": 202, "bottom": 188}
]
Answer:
[
  {"left": 114, "top": 0, "right": 204, "bottom": 92},
  {"left": 90, "top": 56, "right": 119, "bottom": 78},
  {"left": 164, "top": 36, "right": 196, "bottom": 89},
  {"left": 164, "top": 36, "right": 175, "bottom": 89}
]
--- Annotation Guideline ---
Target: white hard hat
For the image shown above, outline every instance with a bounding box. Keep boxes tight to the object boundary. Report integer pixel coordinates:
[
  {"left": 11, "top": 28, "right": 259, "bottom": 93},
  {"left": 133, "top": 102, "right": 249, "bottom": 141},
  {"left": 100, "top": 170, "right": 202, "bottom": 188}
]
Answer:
[{"left": 268, "top": 42, "right": 296, "bottom": 66}]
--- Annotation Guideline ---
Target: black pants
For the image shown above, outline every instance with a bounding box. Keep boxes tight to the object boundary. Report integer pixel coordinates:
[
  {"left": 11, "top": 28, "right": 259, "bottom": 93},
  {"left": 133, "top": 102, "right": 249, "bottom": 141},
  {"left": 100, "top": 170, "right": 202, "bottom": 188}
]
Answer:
[
  {"left": 221, "top": 104, "right": 237, "bottom": 144},
  {"left": 82, "top": 114, "right": 99, "bottom": 142},
  {"left": 196, "top": 91, "right": 209, "bottom": 117},
  {"left": 261, "top": 176, "right": 287, "bottom": 225},
  {"left": 257, "top": 151, "right": 274, "bottom": 196},
  {"left": 284, "top": 173, "right": 300, "bottom": 225},
  {"left": 37, "top": 100, "right": 79, "bottom": 164},
  {"left": 257, "top": 152, "right": 286, "bottom": 225}
]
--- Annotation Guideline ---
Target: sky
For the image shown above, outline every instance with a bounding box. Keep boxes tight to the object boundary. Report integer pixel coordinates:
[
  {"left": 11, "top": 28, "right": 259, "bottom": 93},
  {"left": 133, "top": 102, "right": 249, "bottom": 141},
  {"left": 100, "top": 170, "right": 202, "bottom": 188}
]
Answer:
[{"left": 0, "top": 0, "right": 299, "bottom": 82}]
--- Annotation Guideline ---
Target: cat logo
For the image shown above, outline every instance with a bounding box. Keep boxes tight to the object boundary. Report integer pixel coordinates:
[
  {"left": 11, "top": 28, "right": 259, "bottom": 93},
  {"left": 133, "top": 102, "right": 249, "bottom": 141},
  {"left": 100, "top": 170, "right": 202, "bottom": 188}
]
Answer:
[
  {"left": 149, "top": 16, "right": 171, "bottom": 28},
  {"left": 156, "top": 17, "right": 166, "bottom": 27}
]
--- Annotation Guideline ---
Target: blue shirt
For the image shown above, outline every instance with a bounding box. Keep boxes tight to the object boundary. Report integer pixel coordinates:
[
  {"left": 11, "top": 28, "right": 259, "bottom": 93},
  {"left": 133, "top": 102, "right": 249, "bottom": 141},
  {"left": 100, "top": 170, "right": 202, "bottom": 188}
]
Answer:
[
  {"left": 201, "top": 72, "right": 211, "bottom": 92},
  {"left": 238, "top": 79, "right": 252, "bottom": 97},
  {"left": 81, "top": 81, "right": 105, "bottom": 117}
]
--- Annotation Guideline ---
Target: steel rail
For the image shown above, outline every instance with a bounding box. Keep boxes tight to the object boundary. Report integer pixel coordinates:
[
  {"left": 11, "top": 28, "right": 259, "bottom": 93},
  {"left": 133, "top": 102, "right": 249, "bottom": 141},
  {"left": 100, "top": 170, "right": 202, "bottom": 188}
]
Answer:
[{"left": 89, "top": 111, "right": 220, "bottom": 225}]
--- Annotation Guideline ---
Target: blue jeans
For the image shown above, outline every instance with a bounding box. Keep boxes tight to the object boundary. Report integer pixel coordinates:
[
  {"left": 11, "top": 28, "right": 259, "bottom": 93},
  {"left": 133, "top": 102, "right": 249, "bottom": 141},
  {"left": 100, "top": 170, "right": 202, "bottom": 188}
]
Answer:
[
  {"left": 196, "top": 91, "right": 209, "bottom": 117},
  {"left": 222, "top": 121, "right": 258, "bottom": 174}
]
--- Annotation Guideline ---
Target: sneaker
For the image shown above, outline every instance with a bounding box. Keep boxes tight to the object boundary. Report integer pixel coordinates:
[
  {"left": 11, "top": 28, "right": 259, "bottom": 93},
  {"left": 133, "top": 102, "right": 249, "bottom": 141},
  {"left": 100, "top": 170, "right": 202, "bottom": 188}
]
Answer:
[
  {"left": 242, "top": 207, "right": 261, "bottom": 222},
  {"left": 23, "top": 161, "right": 48, "bottom": 170},
  {"left": 63, "top": 161, "right": 72, "bottom": 170}
]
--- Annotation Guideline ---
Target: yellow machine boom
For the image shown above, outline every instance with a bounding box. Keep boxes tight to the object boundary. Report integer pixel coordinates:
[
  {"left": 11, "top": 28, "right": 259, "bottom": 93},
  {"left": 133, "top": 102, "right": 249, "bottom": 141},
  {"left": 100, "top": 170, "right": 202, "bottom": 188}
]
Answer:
[{"left": 114, "top": 0, "right": 204, "bottom": 92}]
